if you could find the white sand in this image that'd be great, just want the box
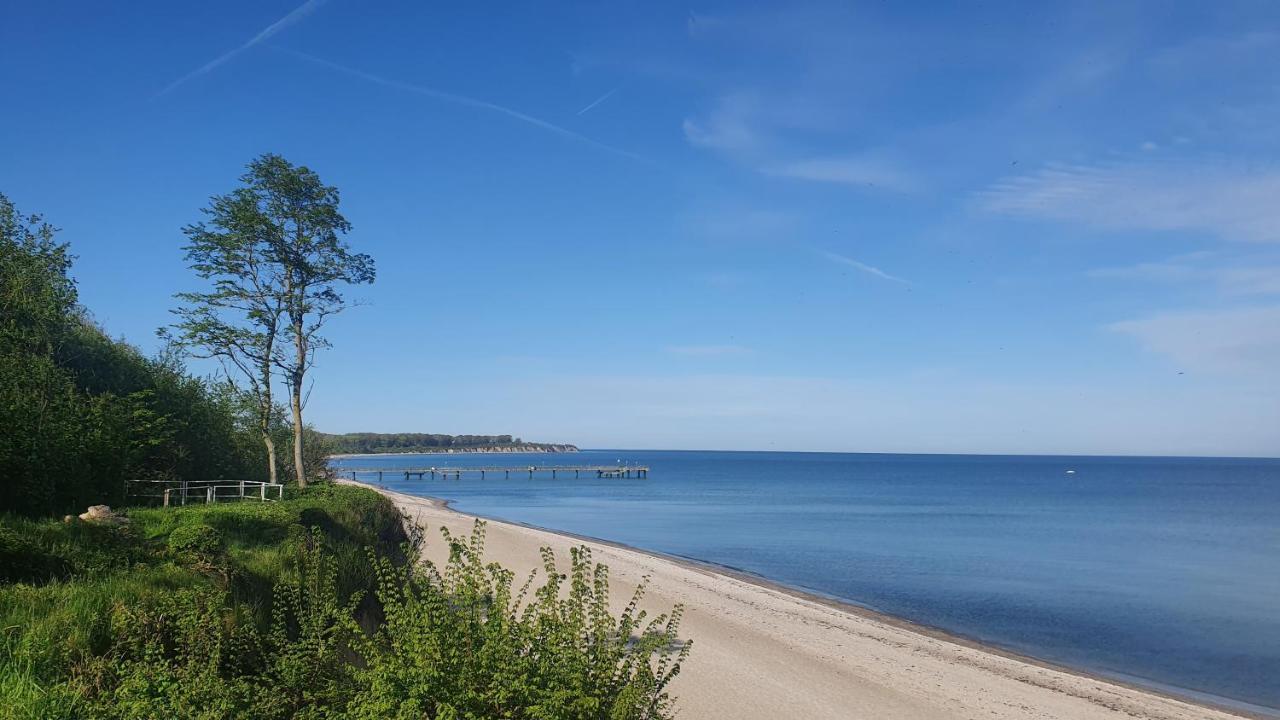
[352,482,1252,720]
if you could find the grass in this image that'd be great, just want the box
[0,484,405,718]
[0,483,690,719]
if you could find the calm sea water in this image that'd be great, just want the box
[333,450,1280,712]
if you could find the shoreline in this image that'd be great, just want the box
[346,480,1269,720]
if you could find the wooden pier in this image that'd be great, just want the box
[340,465,649,481]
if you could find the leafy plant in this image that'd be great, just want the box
[167,524,225,562]
[3,487,689,718]
[349,521,690,720]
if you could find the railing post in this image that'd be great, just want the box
[206,486,214,504]
[239,480,245,499]
[163,488,170,508]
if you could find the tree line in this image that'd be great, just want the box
[1,154,373,515]
[2,193,259,515]
[322,432,577,454]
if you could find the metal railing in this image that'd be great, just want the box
[127,479,285,506]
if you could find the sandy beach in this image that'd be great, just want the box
[351,481,1255,720]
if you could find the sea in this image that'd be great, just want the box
[331,450,1280,714]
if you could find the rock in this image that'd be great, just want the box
[62,515,76,524]
[79,505,129,525]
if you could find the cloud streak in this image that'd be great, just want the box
[768,156,916,191]
[156,0,327,97]
[820,250,908,284]
[282,50,644,162]
[1089,251,1280,296]
[978,157,1280,243]
[577,86,619,115]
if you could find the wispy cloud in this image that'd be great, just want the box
[156,0,327,97]
[978,157,1280,243]
[577,86,619,115]
[1089,251,1280,296]
[665,344,752,357]
[820,250,908,284]
[681,93,762,154]
[283,50,644,162]
[1109,306,1280,378]
[1088,251,1216,282]
[768,156,916,192]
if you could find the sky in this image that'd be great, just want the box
[2,1,1279,456]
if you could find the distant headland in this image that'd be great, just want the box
[319,432,579,456]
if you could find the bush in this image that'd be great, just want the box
[76,522,689,719]
[349,521,691,720]
[167,523,224,561]
[3,488,691,718]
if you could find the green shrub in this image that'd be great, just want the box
[168,523,224,560]
[2,488,691,718]
[350,520,690,720]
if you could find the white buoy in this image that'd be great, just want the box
[1066,469,1076,474]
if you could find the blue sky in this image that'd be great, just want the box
[3,1,1279,456]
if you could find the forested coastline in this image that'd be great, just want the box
[321,431,579,455]
[1,193,272,517]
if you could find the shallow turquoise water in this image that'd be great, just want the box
[333,450,1280,712]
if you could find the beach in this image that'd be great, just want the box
[351,480,1254,720]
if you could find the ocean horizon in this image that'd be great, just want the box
[332,449,1280,714]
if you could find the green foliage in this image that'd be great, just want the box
[168,164,291,486]
[349,521,689,720]
[185,153,375,487]
[281,425,337,484]
[0,193,267,517]
[0,517,142,584]
[0,485,404,718]
[167,524,225,561]
[322,432,575,455]
[0,487,690,719]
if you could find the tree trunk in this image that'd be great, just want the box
[258,359,278,485]
[262,426,278,485]
[290,374,306,488]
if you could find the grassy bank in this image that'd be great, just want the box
[0,484,688,719]
[0,484,404,718]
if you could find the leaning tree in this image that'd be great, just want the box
[172,154,374,487]
[168,185,287,484]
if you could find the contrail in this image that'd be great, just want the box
[820,250,908,284]
[282,49,644,162]
[156,0,328,97]
[577,86,619,115]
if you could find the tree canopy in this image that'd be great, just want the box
[1,193,266,516]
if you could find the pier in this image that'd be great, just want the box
[340,465,649,481]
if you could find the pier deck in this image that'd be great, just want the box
[339,465,649,480]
